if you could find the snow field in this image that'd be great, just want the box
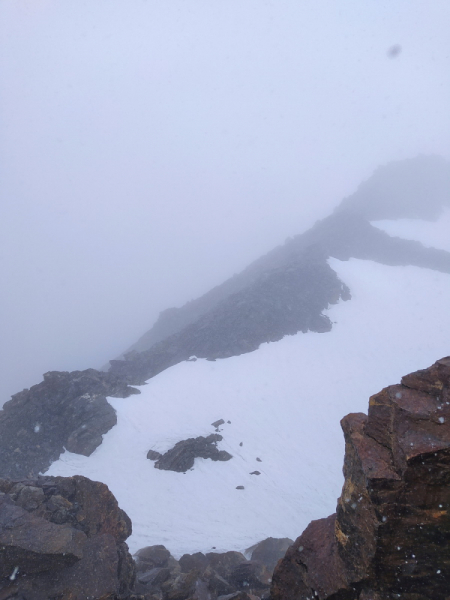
[47,257,450,557]
[372,207,450,253]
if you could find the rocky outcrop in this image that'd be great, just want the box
[116,156,450,365]
[133,544,277,599]
[246,537,294,572]
[271,356,450,600]
[0,474,135,599]
[149,434,233,472]
[110,156,450,387]
[109,257,351,385]
[0,368,140,479]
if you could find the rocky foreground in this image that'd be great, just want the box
[1,357,450,599]
[271,356,450,600]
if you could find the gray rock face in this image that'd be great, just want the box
[151,434,232,472]
[0,368,139,479]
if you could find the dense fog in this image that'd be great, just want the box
[1,0,450,404]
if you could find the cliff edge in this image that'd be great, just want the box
[271,356,450,600]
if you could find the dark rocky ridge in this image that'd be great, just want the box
[110,155,450,387]
[271,356,450,600]
[109,257,350,385]
[117,155,450,362]
[0,369,139,479]
[0,474,135,599]
[108,211,450,386]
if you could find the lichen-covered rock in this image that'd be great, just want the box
[271,356,450,600]
[0,474,135,600]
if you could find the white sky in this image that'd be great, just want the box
[1,0,450,402]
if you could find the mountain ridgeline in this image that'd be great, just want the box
[1,154,450,481]
[110,154,450,385]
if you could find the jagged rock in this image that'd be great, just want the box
[212,419,225,429]
[247,537,294,572]
[0,474,135,599]
[154,434,232,472]
[0,368,140,479]
[137,566,172,586]
[229,561,271,589]
[179,551,211,573]
[271,356,450,600]
[161,568,201,600]
[135,544,174,571]
[204,552,247,581]
[147,449,163,461]
[136,547,279,600]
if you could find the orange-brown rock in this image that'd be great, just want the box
[271,357,450,600]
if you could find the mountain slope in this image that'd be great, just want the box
[111,156,450,385]
[47,257,450,556]
[2,154,450,559]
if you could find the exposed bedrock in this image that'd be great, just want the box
[109,257,351,385]
[0,369,140,479]
[271,356,450,600]
[149,433,233,472]
[0,474,135,600]
[133,538,293,599]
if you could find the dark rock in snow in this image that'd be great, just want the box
[154,434,232,472]
[0,368,139,479]
[271,356,450,600]
[236,486,245,490]
[0,474,134,599]
[249,471,261,475]
[147,449,163,461]
[212,419,226,428]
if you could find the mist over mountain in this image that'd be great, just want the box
[2,0,450,406]
[109,155,450,385]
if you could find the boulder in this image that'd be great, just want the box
[0,474,135,599]
[135,544,174,571]
[154,434,232,472]
[271,356,450,600]
[247,537,293,572]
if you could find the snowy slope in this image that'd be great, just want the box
[372,207,450,253]
[47,258,450,557]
